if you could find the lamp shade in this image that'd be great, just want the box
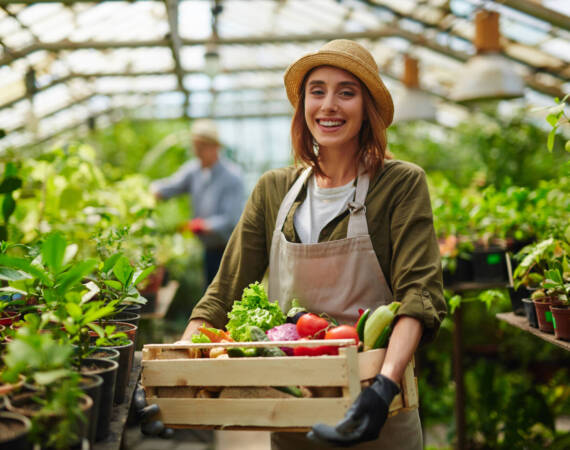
[450,53,524,102]
[450,10,524,103]
[394,55,436,123]
[204,47,220,78]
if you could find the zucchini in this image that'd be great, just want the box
[356,308,370,341]
[363,302,401,350]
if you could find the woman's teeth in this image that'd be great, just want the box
[319,120,343,127]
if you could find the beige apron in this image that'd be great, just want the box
[268,167,422,450]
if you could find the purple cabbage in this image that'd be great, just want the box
[266,323,300,356]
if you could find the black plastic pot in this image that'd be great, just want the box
[0,412,32,450]
[508,286,526,316]
[92,340,134,405]
[522,298,539,328]
[471,246,508,283]
[79,374,103,448]
[443,256,473,286]
[6,392,92,450]
[89,346,121,363]
[107,311,140,329]
[80,358,118,441]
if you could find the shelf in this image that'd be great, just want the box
[496,312,570,352]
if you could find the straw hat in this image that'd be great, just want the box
[191,119,221,145]
[284,39,394,127]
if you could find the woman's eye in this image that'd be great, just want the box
[340,90,355,97]
[310,89,325,95]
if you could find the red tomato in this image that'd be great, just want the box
[296,313,330,339]
[293,339,338,356]
[325,325,360,346]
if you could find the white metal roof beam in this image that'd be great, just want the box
[164,0,189,116]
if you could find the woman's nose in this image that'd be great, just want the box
[320,93,338,112]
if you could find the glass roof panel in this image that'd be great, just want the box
[0,0,568,152]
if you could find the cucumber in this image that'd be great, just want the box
[356,308,371,341]
[372,324,392,349]
[363,302,401,350]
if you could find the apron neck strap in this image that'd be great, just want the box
[274,165,370,237]
[274,167,312,232]
[347,166,370,238]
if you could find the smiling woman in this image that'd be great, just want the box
[178,38,446,450]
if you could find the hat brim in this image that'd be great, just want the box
[284,50,394,127]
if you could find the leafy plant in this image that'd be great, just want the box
[0,162,22,242]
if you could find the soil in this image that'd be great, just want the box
[0,418,27,441]
[80,362,104,374]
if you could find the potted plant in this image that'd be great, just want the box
[543,261,570,341]
[1,325,92,450]
[0,411,32,450]
[90,325,134,404]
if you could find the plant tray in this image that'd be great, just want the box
[141,339,418,431]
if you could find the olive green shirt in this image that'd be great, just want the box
[190,159,447,345]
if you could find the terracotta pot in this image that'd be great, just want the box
[533,298,555,333]
[0,311,20,327]
[551,306,570,341]
[90,321,137,343]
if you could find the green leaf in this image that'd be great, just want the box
[0,177,22,194]
[65,302,83,321]
[0,254,51,285]
[565,140,570,152]
[2,194,15,223]
[83,303,116,324]
[448,295,462,314]
[0,267,31,281]
[134,266,155,286]
[0,225,6,242]
[547,127,557,152]
[55,259,98,295]
[42,232,67,274]
[103,279,123,290]
[102,253,123,274]
[546,112,562,127]
[4,162,18,178]
[113,255,134,287]
[87,322,105,338]
[33,369,71,386]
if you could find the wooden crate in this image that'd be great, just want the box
[141,339,418,431]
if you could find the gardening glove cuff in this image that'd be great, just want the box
[307,374,400,447]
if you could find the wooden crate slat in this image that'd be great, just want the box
[153,397,351,427]
[357,348,386,379]
[142,356,348,387]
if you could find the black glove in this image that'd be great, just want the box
[307,374,400,447]
[133,383,174,438]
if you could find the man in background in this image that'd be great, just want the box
[151,119,245,287]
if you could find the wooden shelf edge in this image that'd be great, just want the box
[496,312,570,352]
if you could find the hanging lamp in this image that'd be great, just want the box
[450,10,524,102]
[394,55,437,122]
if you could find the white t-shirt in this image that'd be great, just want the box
[294,175,356,244]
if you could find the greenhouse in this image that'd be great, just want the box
[0,0,569,449]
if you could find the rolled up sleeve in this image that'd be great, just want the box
[389,166,446,345]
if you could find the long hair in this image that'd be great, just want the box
[290,68,390,178]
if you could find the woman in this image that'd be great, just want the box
[180,39,446,449]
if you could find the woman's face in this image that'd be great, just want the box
[304,65,364,154]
